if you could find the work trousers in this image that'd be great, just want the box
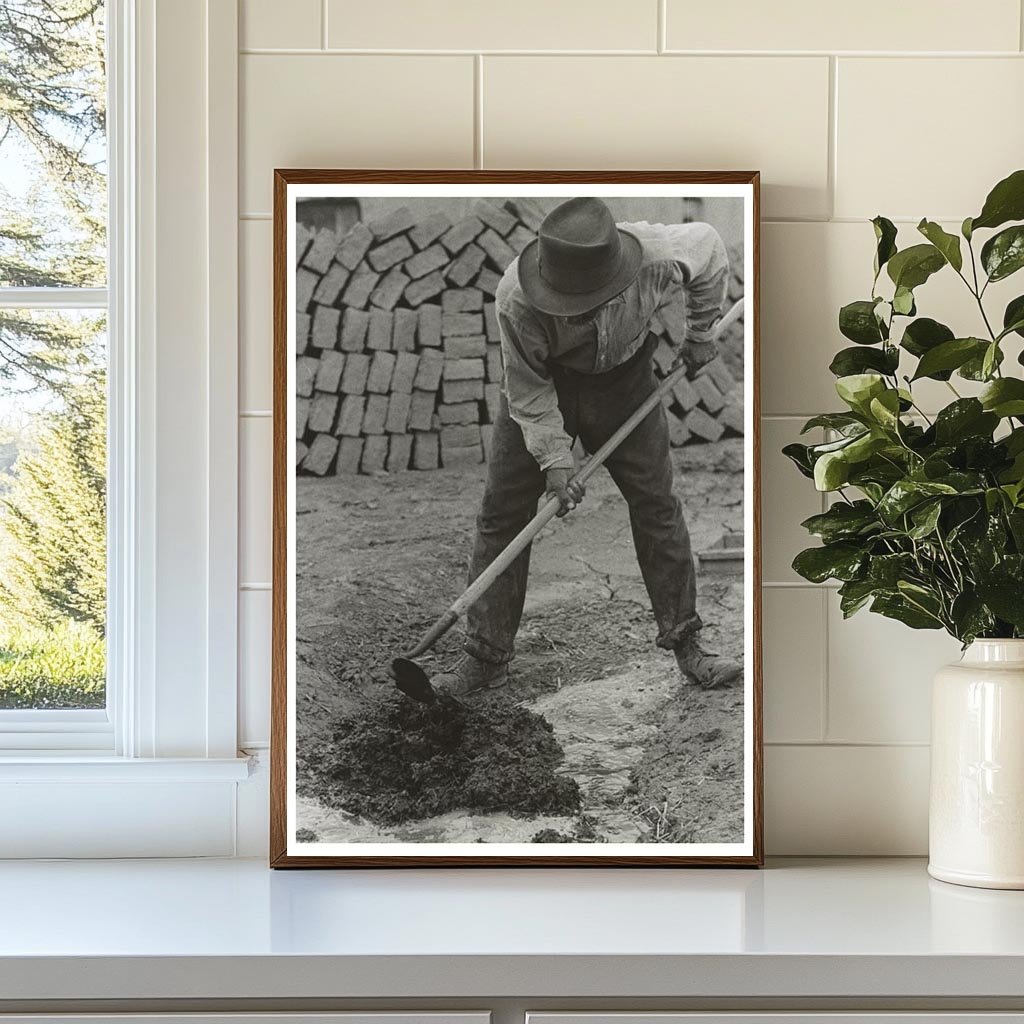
[464,336,702,665]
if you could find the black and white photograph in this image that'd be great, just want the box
[272,173,762,866]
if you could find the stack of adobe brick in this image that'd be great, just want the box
[294,203,745,476]
[294,198,544,476]
[650,243,746,447]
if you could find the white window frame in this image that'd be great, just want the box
[0,13,116,750]
[0,0,249,857]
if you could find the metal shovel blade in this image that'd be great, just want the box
[391,656,437,704]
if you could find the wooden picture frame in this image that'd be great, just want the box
[271,170,762,867]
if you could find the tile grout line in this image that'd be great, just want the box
[1021,0,1024,51]
[766,740,931,748]
[238,46,1024,57]
[657,0,667,54]
[762,581,840,589]
[474,54,484,169]
[320,0,328,50]
[242,213,970,225]
[820,587,830,743]
[819,428,832,742]
[827,55,838,220]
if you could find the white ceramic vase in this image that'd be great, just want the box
[929,639,1024,889]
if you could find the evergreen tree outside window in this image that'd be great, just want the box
[0,1,107,709]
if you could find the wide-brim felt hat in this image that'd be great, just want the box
[517,197,643,317]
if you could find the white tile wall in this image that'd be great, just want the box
[325,0,658,52]
[238,590,272,748]
[483,56,831,219]
[836,58,1024,220]
[236,0,1024,853]
[240,54,475,213]
[665,0,1021,53]
[239,416,272,587]
[241,0,321,50]
[239,219,272,412]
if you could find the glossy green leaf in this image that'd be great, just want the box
[934,399,999,444]
[1003,295,1024,340]
[892,286,916,316]
[828,345,899,378]
[868,389,902,430]
[917,218,963,272]
[814,450,850,491]
[872,215,898,277]
[911,337,987,380]
[962,216,974,241]
[971,168,1024,232]
[840,434,888,473]
[809,433,864,456]
[981,225,1024,282]
[839,299,886,345]
[979,378,1024,418]
[871,594,943,630]
[838,579,877,618]
[976,578,1024,629]
[868,552,914,587]
[835,373,886,413]
[800,501,879,543]
[950,592,996,644]
[800,412,865,435]
[792,542,866,584]
[782,442,814,479]
[886,243,945,291]
[908,500,942,539]
[900,318,955,382]
[982,341,1000,381]
[877,479,958,523]
[959,344,1004,381]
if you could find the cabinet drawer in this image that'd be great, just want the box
[0,1016,490,1024]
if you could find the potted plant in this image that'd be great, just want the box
[785,169,1024,889]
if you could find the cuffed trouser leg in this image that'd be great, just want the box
[599,402,702,648]
[571,339,702,650]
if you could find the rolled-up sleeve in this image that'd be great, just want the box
[628,221,730,344]
[498,309,575,471]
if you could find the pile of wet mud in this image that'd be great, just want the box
[302,691,581,826]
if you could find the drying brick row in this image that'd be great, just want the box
[295,201,745,476]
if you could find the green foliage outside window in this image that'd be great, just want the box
[0,1,107,708]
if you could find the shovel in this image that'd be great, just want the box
[392,298,745,703]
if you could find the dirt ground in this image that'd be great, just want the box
[294,439,746,845]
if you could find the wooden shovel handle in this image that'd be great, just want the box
[420,298,745,645]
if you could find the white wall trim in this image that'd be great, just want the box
[0,0,245,858]
[205,0,241,758]
[0,756,251,782]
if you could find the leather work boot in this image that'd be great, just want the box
[675,637,742,689]
[433,655,509,697]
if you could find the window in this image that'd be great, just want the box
[0,0,110,743]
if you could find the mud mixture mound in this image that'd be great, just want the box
[302,691,581,826]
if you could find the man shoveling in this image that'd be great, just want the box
[435,197,742,697]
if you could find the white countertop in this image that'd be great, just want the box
[1,857,1023,1002]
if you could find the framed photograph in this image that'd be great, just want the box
[271,171,762,867]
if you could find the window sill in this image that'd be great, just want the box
[0,754,252,782]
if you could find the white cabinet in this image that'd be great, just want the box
[0,1016,489,1024]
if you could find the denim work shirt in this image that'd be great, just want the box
[495,220,730,471]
